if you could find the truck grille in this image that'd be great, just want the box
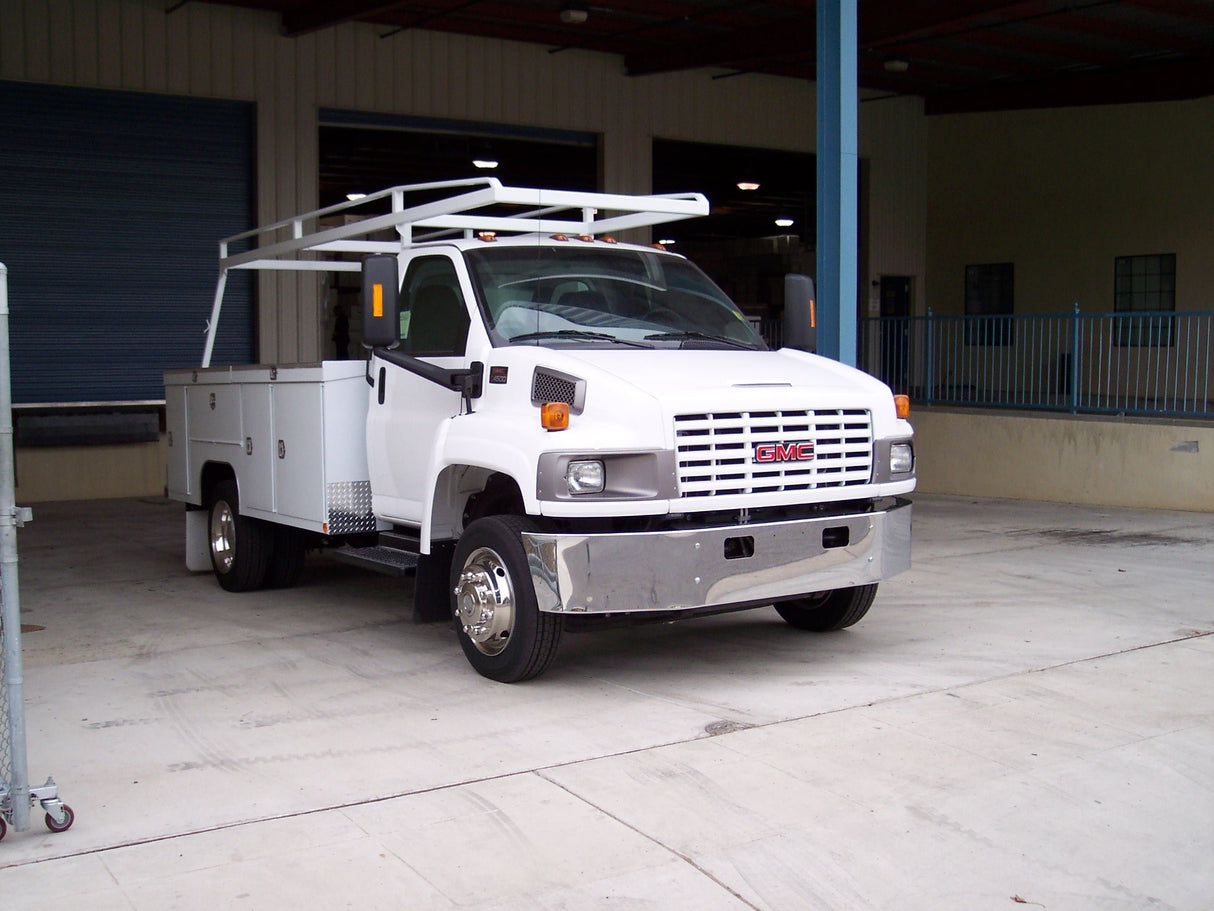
[674,409,873,497]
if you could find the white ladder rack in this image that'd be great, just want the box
[202,178,709,366]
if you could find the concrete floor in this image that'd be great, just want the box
[0,494,1211,910]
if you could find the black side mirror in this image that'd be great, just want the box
[783,273,817,353]
[361,254,401,349]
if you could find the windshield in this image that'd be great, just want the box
[465,245,766,350]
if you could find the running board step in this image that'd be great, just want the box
[332,545,419,576]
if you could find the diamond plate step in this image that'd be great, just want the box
[331,545,419,576]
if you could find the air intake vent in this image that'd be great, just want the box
[531,368,586,413]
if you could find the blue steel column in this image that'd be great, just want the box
[816,0,859,365]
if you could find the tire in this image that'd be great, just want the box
[775,584,878,631]
[45,804,75,833]
[265,524,306,589]
[451,515,562,683]
[208,481,272,592]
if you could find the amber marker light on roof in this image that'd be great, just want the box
[477,231,497,242]
[894,395,911,418]
[550,233,569,241]
[541,402,570,431]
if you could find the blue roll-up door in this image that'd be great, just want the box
[0,81,254,405]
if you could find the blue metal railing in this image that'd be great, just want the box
[858,308,1214,418]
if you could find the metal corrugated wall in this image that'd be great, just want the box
[0,80,254,404]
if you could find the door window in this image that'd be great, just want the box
[401,256,470,356]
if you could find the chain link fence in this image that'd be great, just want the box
[1,263,71,839]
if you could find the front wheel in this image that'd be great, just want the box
[775,584,878,631]
[451,516,562,683]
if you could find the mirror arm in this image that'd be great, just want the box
[373,349,483,412]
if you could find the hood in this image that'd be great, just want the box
[551,347,892,398]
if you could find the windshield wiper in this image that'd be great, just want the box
[508,329,652,348]
[642,330,758,350]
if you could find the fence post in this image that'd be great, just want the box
[1070,302,1081,414]
[924,307,934,406]
[0,262,31,833]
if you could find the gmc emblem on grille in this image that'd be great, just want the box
[754,442,815,463]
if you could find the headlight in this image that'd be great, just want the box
[890,442,914,474]
[566,460,605,494]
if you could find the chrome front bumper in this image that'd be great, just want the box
[521,499,912,615]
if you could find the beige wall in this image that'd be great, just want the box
[16,439,166,502]
[913,408,1214,511]
[927,97,1214,317]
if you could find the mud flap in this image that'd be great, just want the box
[413,541,455,623]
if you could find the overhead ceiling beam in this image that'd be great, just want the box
[282,0,413,37]
[925,52,1214,114]
[860,0,1048,48]
[959,24,1117,66]
[872,40,1054,80]
[1043,9,1213,53]
[1123,0,1214,23]
[625,13,815,75]
[624,0,1055,77]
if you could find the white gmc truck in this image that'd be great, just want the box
[165,179,914,682]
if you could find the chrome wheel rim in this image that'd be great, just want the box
[210,500,236,573]
[454,546,514,656]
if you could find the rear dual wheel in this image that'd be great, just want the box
[208,481,305,591]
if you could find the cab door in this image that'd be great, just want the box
[366,252,473,526]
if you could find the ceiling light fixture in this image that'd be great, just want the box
[775,216,795,228]
[346,192,367,201]
[883,58,910,74]
[560,3,588,24]
[736,179,760,191]
[471,139,499,169]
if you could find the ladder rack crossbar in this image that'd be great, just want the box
[218,179,709,272]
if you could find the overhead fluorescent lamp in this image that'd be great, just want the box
[472,158,499,169]
[775,216,795,228]
[560,4,588,23]
[346,192,367,201]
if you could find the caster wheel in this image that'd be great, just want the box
[45,804,75,833]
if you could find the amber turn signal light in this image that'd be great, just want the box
[541,402,570,430]
[894,394,911,419]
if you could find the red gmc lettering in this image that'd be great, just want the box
[754,442,815,463]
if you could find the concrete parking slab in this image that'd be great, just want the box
[1,494,1211,909]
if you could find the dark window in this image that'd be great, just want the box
[1114,254,1175,346]
[401,257,469,356]
[964,263,1013,346]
